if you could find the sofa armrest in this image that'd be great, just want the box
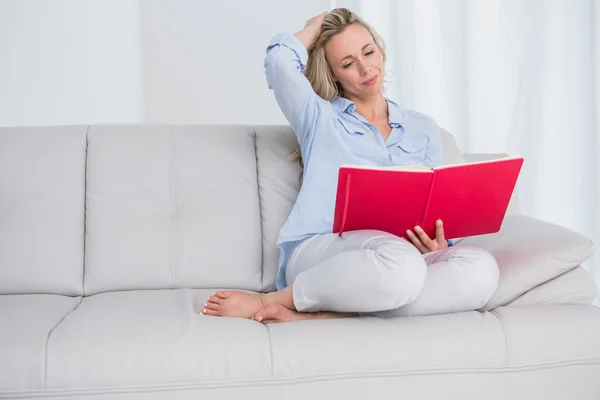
[456,215,596,310]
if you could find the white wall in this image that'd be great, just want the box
[0,0,333,126]
[0,0,144,126]
[140,0,331,125]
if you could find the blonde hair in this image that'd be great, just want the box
[291,8,387,187]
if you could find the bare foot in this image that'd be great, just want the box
[252,304,306,323]
[201,287,295,319]
[252,303,358,324]
[200,291,264,318]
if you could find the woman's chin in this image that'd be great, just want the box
[360,84,384,96]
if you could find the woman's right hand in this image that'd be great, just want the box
[294,11,328,50]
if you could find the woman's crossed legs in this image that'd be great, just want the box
[202,230,499,322]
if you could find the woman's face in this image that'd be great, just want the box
[324,23,384,99]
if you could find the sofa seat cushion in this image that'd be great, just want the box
[491,305,600,367]
[267,305,600,398]
[3,290,599,399]
[268,309,508,378]
[45,289,272,389]
[0,294,81,392]
[269,305,600,379]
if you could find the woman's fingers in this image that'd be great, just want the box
[406,229,427,253]
[297,12,328,49]
[435,220,447,246]
[413,226,434,248]
[305,11,328,28]
[407,224,448,254]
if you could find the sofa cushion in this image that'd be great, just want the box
[45,289,272,389]
[84,125,263,295]
[0,126,86,295]
[254,126,302,292]
[507,266,597,307]
[266,305,600,398]
[497,305,600,400]
[268,311,506,378]
[456,215,596,310]
[491,305,600,367]
[0,294,81,393]
[439,127,465,165]
[4,295,600,399]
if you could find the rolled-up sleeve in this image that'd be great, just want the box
[265,33,309,79]
[264,33,328,145]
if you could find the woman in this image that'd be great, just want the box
[201,8,499,323]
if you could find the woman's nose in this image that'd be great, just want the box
[357,61,370,75]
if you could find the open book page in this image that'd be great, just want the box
[436,155,523,170]
[340,156,522,173]
[339,164,432,172]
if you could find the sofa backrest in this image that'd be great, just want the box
[83,125,264,295]
[0,124,497,295]
[0,126,86,295]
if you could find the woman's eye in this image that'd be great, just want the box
[365,50,374,56]
[342,62,353,69]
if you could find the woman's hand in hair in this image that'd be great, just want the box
[403,220,449,254]
[294,11,328,50]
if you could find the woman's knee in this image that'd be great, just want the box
[459,247,500,308]
[373,239,428,309]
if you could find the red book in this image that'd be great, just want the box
[333,157,524,240]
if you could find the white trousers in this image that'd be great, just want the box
[286,230,500,317]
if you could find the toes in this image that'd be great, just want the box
[214,291,230,299]
[262,319,281,324]
[200,308,220,316]
[208,296,222,304]
[252,311,264,322]
[253,304,278,322]
[205,301,219,311]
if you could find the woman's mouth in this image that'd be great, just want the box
[362,75,378,85]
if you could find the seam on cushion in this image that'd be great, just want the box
[170,126,175,289]
[504,266,592,307]
[43,296,84,388]
[266,325,275,378]
[253,127,265,292]
[490,310,510,368]
[17,357,600,398]
[532,287,598,306]
[554,240,595,262]
[82,125,90,296]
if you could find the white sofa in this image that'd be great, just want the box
[1,124,599,400]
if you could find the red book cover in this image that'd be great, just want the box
[332,157,524,240]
